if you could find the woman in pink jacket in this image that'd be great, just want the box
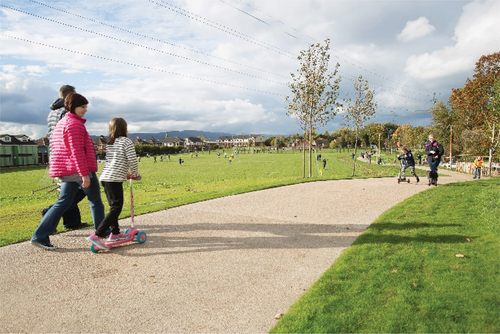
[31,93,105,250]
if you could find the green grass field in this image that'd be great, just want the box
[0,149,399,246]
[270,178,500,333]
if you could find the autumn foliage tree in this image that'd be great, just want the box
[449,52,500,171]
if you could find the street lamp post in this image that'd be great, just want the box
[449,124,453,168]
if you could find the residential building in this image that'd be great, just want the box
[0,134,39,167]
[217,134,266,148]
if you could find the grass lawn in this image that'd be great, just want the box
[270,178,500,333]
[0,149,402,246]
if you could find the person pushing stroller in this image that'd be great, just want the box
[398,147,420,183]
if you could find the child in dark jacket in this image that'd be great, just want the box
[398,147,420,183]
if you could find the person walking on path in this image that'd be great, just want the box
[43,84,86,229]
[31,93,105,250]
[424,134,444,174]
[473,156,485,179]
[88,118,140,249]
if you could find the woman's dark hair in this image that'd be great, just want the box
[64,93,88,114]
[108,117,128,145]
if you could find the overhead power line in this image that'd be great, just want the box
[220,0,430,100]
[149,0,295,58]
[25,0,288,79]
[2,4,287,86]
[0,34,282,97]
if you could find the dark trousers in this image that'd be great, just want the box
[42,189,86,228]
[96,181,123,237]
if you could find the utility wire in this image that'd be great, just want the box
[1,4,287,86]
[26,0,288,79]
[0,34,283,97]
[222,0,429,97]
[150,0,295,58]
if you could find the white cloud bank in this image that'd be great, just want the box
[397,17,435,42]
[405,0,500,80]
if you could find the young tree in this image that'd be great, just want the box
[286,39,342,178]
[342,75,377,176]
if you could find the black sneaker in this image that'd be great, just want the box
[31,240,58,250]
[64,222,90,230]
[416,177,420,183]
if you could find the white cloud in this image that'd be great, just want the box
[397,17,435,42]
[0,122,45,139]
[404,0,500,80]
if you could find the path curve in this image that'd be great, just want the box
[0,170,473,333]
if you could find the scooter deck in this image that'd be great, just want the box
[90,227,147,253]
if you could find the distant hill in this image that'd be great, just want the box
[91,130,235,141]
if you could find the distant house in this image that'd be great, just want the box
[313,139,330,149]
[289,139,330,149]
[93,135,107,151]
[144,136,162,147]
[0,134,39,167]
[217,134,266,148]
[132,136,148,146]
[184,137,204,151]
[161,134,184,148]
[34,137,49,164]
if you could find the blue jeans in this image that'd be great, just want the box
[474,167,482,179]
[31,172,104,245]
[42,189,86,228]
[428,157,440,173]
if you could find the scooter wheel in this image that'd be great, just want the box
[397,179,400,184]
[137,231,147,244]
[91,244,100,253]
[407,179,410,183]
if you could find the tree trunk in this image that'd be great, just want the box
[352,128,358,177]
[308,128,312,178]
[302,131,306,178]
[489,123,495,176]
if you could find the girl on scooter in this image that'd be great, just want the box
[87,117,140,249]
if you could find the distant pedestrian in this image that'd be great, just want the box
[473,156,485,179]
[322,158,327,170]
[425,134,444,174]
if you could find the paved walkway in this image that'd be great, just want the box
[0,170,473,333]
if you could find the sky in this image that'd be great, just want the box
[1,0,499,140]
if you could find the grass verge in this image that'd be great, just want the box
[270,178,500,333]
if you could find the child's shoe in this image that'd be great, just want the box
[416,176,420,183]
[87,233,109,249]
[108,233,129,242]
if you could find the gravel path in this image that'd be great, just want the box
[0,170,473,333]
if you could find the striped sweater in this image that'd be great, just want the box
[100,137,139,182]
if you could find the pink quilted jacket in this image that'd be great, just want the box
[49,113,97,178]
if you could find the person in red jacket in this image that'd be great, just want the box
[31,93,105,250]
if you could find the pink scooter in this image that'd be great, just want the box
[90,175,147,253]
